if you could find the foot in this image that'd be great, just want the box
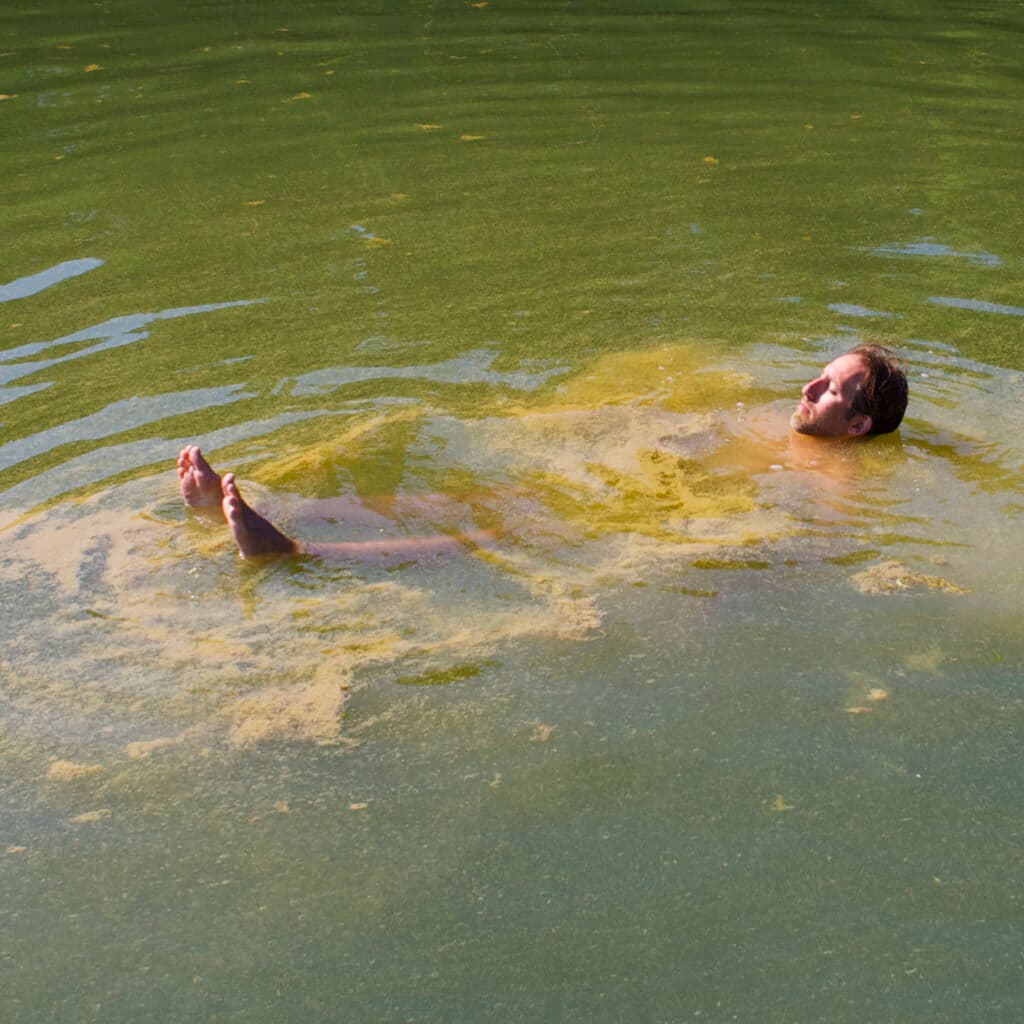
[221,473,299,558]
[178,445,223,509]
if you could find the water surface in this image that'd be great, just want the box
[2,2,1022,1021]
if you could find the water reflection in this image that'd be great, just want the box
[927,295,1024,317]
[0,385,252,473]
[0,280,267,512]
[827,302,900,318]
[0,257,104,302]
[0,299,261,396]
[283,348,567,397]
[861,241,1003,266]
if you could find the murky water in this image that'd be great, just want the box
[2,3,1022,1021]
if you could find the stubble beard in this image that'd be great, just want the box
[790,408,816,435]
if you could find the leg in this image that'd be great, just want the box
[222,474,498,562]
[302,532,498,562]
[179,446,497,562]
[178,445,223,510]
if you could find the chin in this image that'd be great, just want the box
[792,418,837,439]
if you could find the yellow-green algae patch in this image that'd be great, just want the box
[237,406,428,500]
[46,760,104,781]
[70,809,111,824]
[225,673,353,747]
[5,337,983,758]
[515,342,753,416]
[852,560,969,596]
[125,736,183,760]
[1,481,607,753]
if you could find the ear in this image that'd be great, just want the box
[846,414,872,437]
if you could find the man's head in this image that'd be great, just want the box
[791,344,908,439]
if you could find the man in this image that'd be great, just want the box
[790,343,907,439]
[179,344,908,558]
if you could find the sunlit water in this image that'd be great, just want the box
[2,3,1022,1021]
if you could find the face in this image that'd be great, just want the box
[790,353,871,438]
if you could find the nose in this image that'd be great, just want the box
[802,375,825,401]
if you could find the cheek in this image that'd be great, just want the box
[823,397,844,419]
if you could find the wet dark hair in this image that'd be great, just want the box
[848,343,908,435]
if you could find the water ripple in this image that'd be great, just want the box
[857,240,1002,267]
[282,348,568,397]
[828,303,900,319]
[927,296,1024,317]
[0,386,253,474]
[0,300,263,396]
[0,258,105,302]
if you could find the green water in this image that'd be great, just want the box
[2,2,1022,1021]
